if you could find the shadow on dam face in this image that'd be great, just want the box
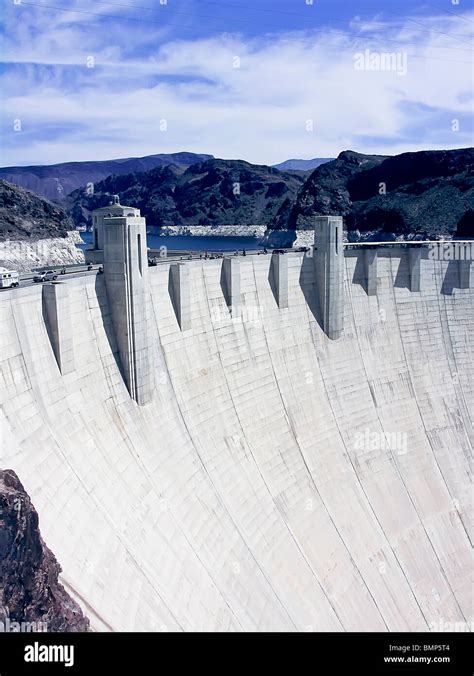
[441,260,466,296]
[394,253,412,290]
[94,273,125,380]
[352,253,367,292]
[298,252,324,333]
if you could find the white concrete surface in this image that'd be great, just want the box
[0,248,472,632]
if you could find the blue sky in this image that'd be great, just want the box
[0,0,473,166]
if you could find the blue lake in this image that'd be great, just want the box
[77,230,262,253]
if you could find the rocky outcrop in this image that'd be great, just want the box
[0,180,76,240]
[68,159,305,229]
[11,148,473,244]
[274,148,474,240]
[0,181,85,271]
[0,469,90,632]
[0,152,213,201]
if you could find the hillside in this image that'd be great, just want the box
[274,148,474,239]
[7,148,472,242]
[68,159,306,228]
[0,152,213,201]
[0,179,75,240]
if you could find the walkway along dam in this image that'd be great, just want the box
[0,202,472,632]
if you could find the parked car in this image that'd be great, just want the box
[33,270,57,283]
[0,268,20,288]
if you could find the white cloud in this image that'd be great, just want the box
[1,2,472,165]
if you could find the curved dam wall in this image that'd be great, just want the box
[0,246,472,632]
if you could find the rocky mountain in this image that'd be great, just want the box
[0,152,213,201]
[68,158,306,228]
[275,148,474,240]
[11,148,471,242]
[273,157,333,171]
[0,179,75,240]
[0,469,90,632]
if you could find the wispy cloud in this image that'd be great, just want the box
[1,0,472,165]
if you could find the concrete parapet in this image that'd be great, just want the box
[103,213,154,405]
[42,282,75,375]
[458,260,471,289]
[314,216,344,339]
[269,253,289,309]
[408,247,422,292]
[221,257,241,316]
[169,263,191,331]
[364,249,378,296]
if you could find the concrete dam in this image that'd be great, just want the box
[0,205,472,632]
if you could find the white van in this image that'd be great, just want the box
[0,268,20,289]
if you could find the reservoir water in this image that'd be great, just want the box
[77,230,262,253]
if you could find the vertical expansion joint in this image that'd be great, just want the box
[314,216,344,340]
[137,234,143,276]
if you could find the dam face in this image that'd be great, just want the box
[0,244,472,631]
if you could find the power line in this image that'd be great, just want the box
[384,7,473,46]
[15,2,474,64]
[425,2,474,25]
[194,0,474,44]
[94,0,474,47]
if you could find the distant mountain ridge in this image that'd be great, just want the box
[273,158,333,171]
[0,152,213,201]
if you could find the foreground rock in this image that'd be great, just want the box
[0,469,90,632]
